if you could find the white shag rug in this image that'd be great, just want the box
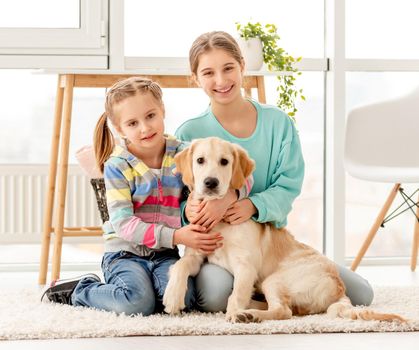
[1,286,418,340]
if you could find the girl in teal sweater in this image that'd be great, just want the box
[176,31,374,311]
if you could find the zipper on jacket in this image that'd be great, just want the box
[154,177,163,222]
[157,178,163,202]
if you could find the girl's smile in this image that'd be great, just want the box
[213,84,234,95]
[141,132,157,141]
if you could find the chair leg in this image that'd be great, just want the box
[411,192,419,271]
[351,183,401,271]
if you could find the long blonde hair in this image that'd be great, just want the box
[189,31,243,75]
[94,77,164,173]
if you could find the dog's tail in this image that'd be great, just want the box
[326,296,406,322]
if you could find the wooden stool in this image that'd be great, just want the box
[38,72,266,285]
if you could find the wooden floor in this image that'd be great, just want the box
[2,333,419,350]
[1,265,418,350]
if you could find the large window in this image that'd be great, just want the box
[5,0,419,266]
[0,0,326,262]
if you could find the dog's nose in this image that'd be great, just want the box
[204,177,219,190]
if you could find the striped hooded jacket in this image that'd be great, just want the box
[102,136,187,257]
[102,135,253,257]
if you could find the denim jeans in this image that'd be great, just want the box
[195,263,374,312]
[72,250,195,316]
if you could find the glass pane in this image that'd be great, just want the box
[0,70,104,164]
[346,0,419,58]
[345,72,419,257]
[0,70,55,163]
[283,73,324,252]
[0,0,80,28]
[125,0,324,58]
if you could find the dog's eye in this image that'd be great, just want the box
[197,157,204,164]
[220,158,229,166]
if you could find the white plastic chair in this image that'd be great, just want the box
[344,88,419,271]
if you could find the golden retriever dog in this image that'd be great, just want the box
[163,137,404,323]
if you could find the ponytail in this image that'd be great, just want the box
[94,113,114,174]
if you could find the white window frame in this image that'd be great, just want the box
[0,0,108,69]
[324,0,346,265]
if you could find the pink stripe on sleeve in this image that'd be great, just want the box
[143,224,156,248]
[120,217,140,241]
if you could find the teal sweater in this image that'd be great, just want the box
[175,100,305,228]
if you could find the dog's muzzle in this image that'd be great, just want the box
[204,177,219,190]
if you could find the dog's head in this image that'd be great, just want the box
[175,137,255,200]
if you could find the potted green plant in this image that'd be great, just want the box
[236,34,264,71]
[236,22,305,117]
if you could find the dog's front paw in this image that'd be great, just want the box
[233,310,262,323]
[225,308,262,323]
[163,281,186,315]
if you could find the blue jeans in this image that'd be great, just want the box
[195,263,374,312]
[72,250,195,316]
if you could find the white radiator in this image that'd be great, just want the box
[0,165,102,243]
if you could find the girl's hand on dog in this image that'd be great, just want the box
[224,198,257,225]
[185,196,203,223]
[193,189,238,230]
[173,224,223,254]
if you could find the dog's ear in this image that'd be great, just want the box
[174,144,195,190]
[231,145,255,189]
